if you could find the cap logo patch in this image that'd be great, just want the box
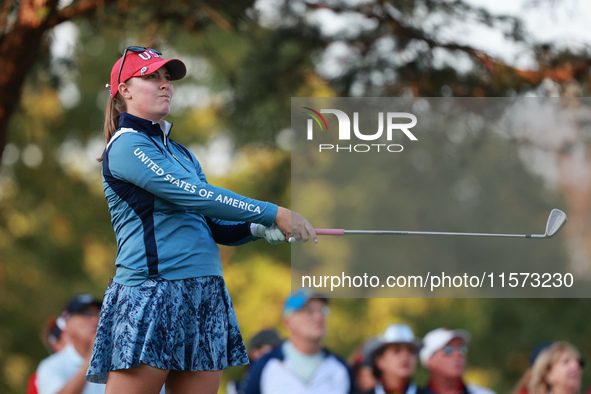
[141,66,148,75]
[137,49,162,61]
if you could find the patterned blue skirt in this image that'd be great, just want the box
[85,276,249,384]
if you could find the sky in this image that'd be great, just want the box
[468,0,590,45]
[293,0,591,82]
[463,0,591,68]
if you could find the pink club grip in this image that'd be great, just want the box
[315,228,345,236]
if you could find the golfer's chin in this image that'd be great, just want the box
[152,107,171,123]
[160,104,172,116]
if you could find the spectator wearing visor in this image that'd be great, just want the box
[239,288,353,394]
[360,324,421,394]
[417,328,494,394]
[36,294,104,394]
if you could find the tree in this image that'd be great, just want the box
[0,0,261,162]
[1,0,112,162]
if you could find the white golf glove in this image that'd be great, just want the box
[251,223,286,245]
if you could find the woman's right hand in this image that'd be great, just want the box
[274,206,318,243]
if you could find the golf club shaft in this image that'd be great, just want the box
[316,229,546,238]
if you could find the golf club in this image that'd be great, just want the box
[288,209,567,242]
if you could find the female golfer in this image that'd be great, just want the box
[85,46,316,394]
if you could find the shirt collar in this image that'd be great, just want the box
[64,343,84,364]
[380,379,411,394]
[428,378,466,394]
[119,112,173,137]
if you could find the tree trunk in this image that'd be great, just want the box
[0,0,60,162]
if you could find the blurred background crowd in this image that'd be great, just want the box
[25,290,590,394]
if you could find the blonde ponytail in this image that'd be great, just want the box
[98,94,127,162]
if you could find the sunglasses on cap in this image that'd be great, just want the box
[441,344,468,355]
[117,46,162,86]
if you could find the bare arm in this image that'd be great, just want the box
[55,359,90,394]
[55,336,94,394]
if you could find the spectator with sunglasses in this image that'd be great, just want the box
[86,46,317,394]
[528,341,583,394]
[417,328,494,394]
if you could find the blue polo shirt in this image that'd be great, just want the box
[102,113,277,285]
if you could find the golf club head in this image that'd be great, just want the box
[545,209,567,238]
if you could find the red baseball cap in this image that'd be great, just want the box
[108,47,186,98]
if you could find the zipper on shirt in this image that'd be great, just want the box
[161,134,183,165]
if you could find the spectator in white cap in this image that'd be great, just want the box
[360,323,421,394]
[417,328,494,394]
[239,288,353,394]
